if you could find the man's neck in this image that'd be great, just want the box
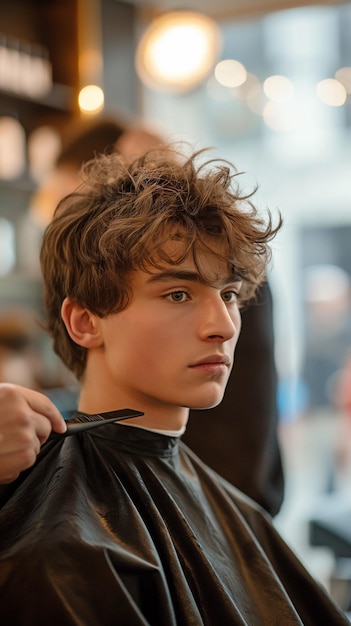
[78,384,189,432]
[78,354,190,432]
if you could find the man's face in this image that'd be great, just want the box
[87,243,242,425]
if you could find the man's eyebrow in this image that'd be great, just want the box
[146,270,242,286]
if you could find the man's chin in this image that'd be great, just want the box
[188,397,224,411]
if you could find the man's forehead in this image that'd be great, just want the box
[136,233,241,285]
[145,267,241,288]
[143,249,241,284]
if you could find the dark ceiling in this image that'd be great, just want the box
[121,0,346,20]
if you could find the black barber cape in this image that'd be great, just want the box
[0,414,347,625]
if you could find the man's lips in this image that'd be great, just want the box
[189,355,231,369]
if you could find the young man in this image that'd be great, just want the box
[2,116,284,517]
[0,147,347,624]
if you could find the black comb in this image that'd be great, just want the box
[49,408,144,439]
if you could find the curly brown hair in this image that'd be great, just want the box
[40,146,282,379]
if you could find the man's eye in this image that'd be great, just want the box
[167,291,188,303]
[222,290,238,303]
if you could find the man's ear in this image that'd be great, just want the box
[61,298,103,348]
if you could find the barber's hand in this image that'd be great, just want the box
[0,383,67,484]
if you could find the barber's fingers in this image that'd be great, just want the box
[0,384,67,482]
[0,417,41,483]
[0,471,22,484]
[14,384,67,435]
[0,383,66,438]
[25,387,67,436]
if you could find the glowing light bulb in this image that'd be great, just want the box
[135,12,221,93]
[78,85,104,113]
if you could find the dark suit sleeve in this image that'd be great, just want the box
[183,281,284,516]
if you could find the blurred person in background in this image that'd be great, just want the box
[30,116,128,227]
[0,309,42,389]
[0,115,284,516]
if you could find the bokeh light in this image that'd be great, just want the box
[78,85,105,113]
[263,75,295,102]
[135,12,221,93]
[316,78,347,106]
[214,59,247,88]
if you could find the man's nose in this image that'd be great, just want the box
[198,296,239,342]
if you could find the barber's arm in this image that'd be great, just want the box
[0,383,66,484]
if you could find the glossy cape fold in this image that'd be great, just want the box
[0,416,347,625]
